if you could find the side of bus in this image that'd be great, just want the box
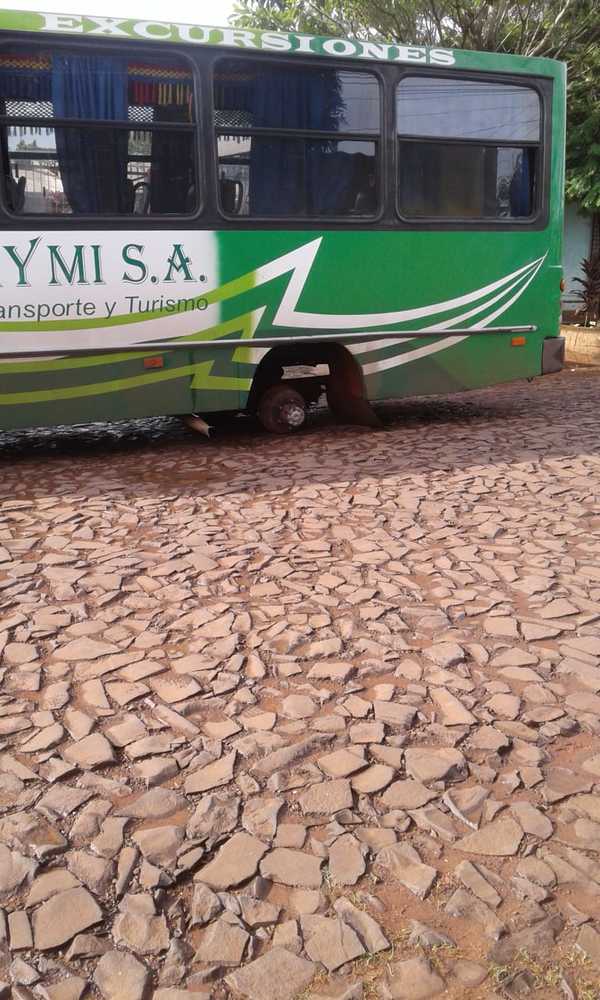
[0,31,566,432]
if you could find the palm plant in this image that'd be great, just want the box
[573,253,600,326]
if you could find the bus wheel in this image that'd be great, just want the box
[257,383,306,434]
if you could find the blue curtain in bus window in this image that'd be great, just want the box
[52,54,128,213]
[150,103,194,214]
[306,147,360,215]
[250,69,345,215]
[251,68,343,131]
[509,150,532,217]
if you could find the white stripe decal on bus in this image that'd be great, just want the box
[259,238,546,330]
[360,257,546,375]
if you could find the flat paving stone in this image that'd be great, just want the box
[194,832,267,889]
[62,734,115,769]
[260,848,323,888]
[304,916,365,971]
[404,748,467,785]
[193,917,249,966]
[225,947,315,1000]
[381,780,437,810]
[184,751,236,794]
[351,763,395,794]
[383,956,445,998]
[455,816,524,857]
[94,950,149,1000]
[298,779,353,815]
[377,843,438,899]
[328,833,367,886]
[33,887,103,950]
[317,748,366,778]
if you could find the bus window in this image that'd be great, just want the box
[396,77,541,220]
[0,48,198,216]
[214,59,380,218]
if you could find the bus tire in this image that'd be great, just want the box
[257,383,306,434]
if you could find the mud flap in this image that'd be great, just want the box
[326,386,382,427]
[542,336,565,374]
[326,349,383,428]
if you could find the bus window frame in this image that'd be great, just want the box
[0,34,205,223]
[0,36,557,234]
[393,68,551,229]
[212,51,386,226]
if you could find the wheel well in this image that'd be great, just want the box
[246,342,366,413]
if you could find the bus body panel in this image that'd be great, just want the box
[0,227,561,430]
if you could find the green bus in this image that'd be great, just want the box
[0,10,566,434]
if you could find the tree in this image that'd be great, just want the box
[232,0,598,58]
[565,46,600,211]
[232,0,600,209]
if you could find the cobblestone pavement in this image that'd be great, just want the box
[1,367,600,1000]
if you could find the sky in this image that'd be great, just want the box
[4,0,236,26]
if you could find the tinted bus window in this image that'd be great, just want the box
[0,48,197,215]
[396,77,541,220]
[397,78,540,142]
[214,59,380,218]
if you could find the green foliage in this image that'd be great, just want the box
[232,0,598,59]
[232,0,600,210]
[565,48,600,211]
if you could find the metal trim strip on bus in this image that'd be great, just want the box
[0,116,197,132]
[214,127,382,141]
[0,326,538,359]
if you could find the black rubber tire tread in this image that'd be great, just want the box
[257,383,306,434]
